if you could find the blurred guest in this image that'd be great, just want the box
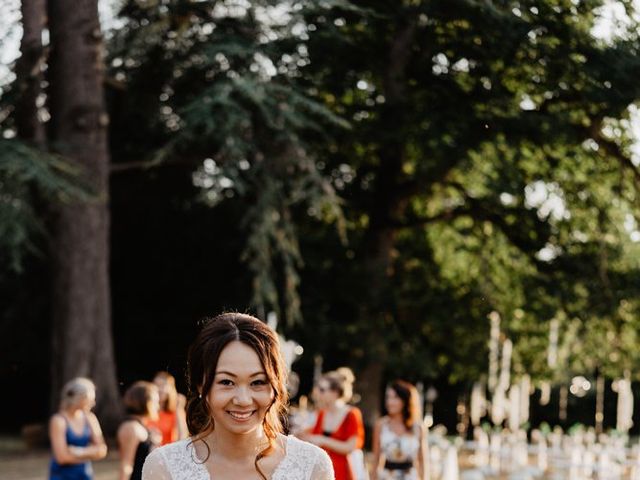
[371,380,427,480]
[150,372,187,445]
[49,377,108,480]
[118,381,161,480]
[300,367,365,480]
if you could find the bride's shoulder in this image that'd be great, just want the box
[284,436,334,479]
[153,438,194,459]
[142,439,197,479]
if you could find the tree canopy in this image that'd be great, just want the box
[2,0,640,429]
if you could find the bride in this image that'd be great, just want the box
[142,312,334,480]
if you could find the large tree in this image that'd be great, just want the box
[6,0,640,430]
[101,0,640,425]
[1,0,122,429]
[47,0,122,429]
[292,0,640,421]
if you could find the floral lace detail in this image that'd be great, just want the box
[142,435,334,480]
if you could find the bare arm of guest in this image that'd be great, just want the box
[118,421,144,480]
[85,412,108,459]
[418,424,430,480]
[370,419,384,480]
[175,394,188,440]
[301,433,358,455]
[50,415,105,464]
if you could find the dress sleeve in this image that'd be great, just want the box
[142,448,172,480]
[353,408,365,448]
[310,448,335,480]
[342,408,364,447]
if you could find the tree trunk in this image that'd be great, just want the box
[356,200,407,427]
[15,0,46,144]
[47,0,123,433]
[355,18,417,427]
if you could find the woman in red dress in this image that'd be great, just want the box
[300,368,365,480]
[150,372,187,445]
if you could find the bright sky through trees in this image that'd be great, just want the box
[1,0,639,245]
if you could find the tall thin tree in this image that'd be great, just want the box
[47,0,122,431]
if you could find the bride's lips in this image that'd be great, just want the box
[227,410,256,421]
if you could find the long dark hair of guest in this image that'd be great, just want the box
[389,380,420,430]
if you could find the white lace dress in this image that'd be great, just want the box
[141,435,334,480]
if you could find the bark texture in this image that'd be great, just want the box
[356,18,417,427]
[47,0,123,432]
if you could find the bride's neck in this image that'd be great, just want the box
[204,427,270,461]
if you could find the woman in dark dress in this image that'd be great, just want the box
[117,381,161,480]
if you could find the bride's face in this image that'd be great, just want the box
[207,341,275,435]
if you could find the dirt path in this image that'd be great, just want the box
[0,436,119,480]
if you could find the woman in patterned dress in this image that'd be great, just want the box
[371,380,427,480]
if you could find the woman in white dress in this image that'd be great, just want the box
[371,381,427,480]
[142,312,334,480]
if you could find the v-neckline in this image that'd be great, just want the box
[321,407,350,435]
[63,412,87,437]
[192,435,291,480]
[384,419,416,439]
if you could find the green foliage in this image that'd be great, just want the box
[4,0,640,393]
[0,140,88,272]
[290,0,640,383]
[108,0,347,323]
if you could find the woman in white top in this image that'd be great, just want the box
[142,312,334,480]
[371,380,427,480]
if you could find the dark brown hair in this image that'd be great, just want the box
[388,380,420,430]
[124,381,158,416]
[186,312,288,480]
[154,371,178,413]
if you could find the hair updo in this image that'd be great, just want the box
[186,312,288,480]
[323,367,356,403]
[60,377,95,410]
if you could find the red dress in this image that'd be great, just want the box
[312,407,365,480]
[151,410,177,445]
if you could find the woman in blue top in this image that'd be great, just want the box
[49,377,108,480]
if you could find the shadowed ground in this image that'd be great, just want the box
[0,436,119,480]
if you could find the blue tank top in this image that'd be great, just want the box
[49,413,94,480]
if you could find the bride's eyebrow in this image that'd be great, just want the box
[215,370,266,377]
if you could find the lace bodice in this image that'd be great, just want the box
[142,435,334,480]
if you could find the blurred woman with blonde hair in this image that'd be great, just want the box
[300,367,365,480]
[49,377,108,480]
